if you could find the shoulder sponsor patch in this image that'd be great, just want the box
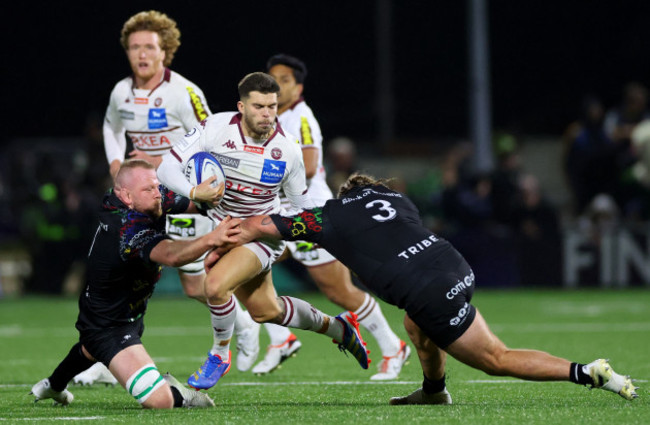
[119,109,135,120]
[148,108,168,129]
[186,86,209,121]
[300,116,314,145]
[261,159,286,183]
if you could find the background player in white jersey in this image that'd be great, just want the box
[75,10,259,386]
[157,72,370,390]
[251,54,409,380]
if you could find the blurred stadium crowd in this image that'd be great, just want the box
[3,81,650,295]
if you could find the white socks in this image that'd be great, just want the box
[354,294,401,356]
[208,296,236,359]
[278,296,344,342]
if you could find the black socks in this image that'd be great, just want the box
[48,342,96,392]
[422,373,446,394]
[569,362,593,386]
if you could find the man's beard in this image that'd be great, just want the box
[244,114,272,139]
[145,203,163,219]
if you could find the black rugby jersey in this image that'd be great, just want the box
[76,187,189,330]
[270,185,454,305]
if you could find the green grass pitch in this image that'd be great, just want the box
[1,288,648,424]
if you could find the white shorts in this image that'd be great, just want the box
[244,239,287,272]
[286,241,336,267]
[166,213,215,274]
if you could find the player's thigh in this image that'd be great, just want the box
[206,245,262,292]
[445,309,506,369]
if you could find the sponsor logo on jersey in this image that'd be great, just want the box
[154,97,163,107]
[397,234,439,260]
[261,159,286,183]
[244,145,264,155]
[168,217,196,238]
[134,97,148,105]
[212,153,240,169]
[271,147,282,159]
[222,140,236,150]
[128,133,173,149]
[446,272,474,300]
[186,86,209,121]
[119,109,135,120]
[148,108,168,129]
[224,180,274,195]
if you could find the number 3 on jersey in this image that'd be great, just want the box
[365,199,397,222]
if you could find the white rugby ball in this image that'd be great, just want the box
[184,152,226,208]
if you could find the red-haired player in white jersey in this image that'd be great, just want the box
[251,54,410,380]
[157,72,371,390]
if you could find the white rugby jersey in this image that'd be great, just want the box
[103,68,211,164]
[163,112,309,219]
[278,97,332,208]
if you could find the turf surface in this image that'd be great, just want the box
[1,289,648,424]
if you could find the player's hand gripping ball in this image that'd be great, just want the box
[184,152,226,210]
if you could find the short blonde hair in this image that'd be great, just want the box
[114,159,155,189]
[120,10,181,67]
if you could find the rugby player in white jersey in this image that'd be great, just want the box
[74,10,260,386]
[157,72,371,389]
[250,54,410,380]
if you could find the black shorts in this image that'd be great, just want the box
[401,247,477,348]
[79,318,145,366]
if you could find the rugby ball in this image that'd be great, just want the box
[184,152,226,208]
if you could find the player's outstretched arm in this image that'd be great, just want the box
[204,215,282,273]
[150,216,241,267]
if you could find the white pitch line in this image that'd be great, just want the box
[2,322,650,338]
[4,379,647,389]
[0,417,104,421]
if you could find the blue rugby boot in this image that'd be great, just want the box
[334,312,370,369]
[187,351,231,390]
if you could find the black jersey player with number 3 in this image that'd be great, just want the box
[220,173,638,405]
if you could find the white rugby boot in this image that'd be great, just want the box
[585,359,638,400]
[252,333,302,375]
[30,378,74,406]
[72,362,118,386]
[371,340,411,380]
[236,321,261,372]
[163,373,215,408]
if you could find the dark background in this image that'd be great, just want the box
[4,1,650,149]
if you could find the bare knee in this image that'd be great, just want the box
[141,386,174,409]
[182,284,205,302]
[204,274,229,301]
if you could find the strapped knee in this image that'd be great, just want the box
[125,364,165,404]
